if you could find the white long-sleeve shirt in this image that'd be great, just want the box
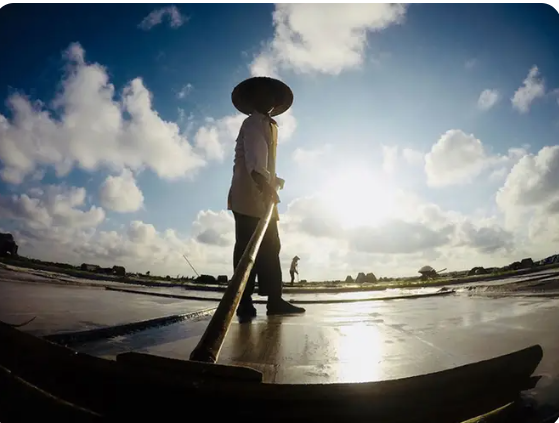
[290,258,299,273]
[227,112,279,219]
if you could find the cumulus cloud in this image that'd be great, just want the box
[194,108,296,163]
[0,42,206,185]
[281,196,344,240]
[191,210,235,247]
[0,184,105,256]
[287,193,508,256]
[347,220,454,254]
[193,114,245,162]
[477,89,499,111]
[274,110,297,142]
[99,168,144,213]
[0,185,104,230]
[493,145,559,257]
[496,145,559,214]
[0,176,530,280]
[250,4,407,76]
[0,184,233,276]
[425,130,490,187]
[425,129,525,187]
[511,65,545,113]
[138,6,186,30]
[276,190,519,278]
[455,219,515,255]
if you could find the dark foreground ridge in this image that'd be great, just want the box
[0,319,551,423]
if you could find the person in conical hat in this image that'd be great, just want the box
[228,76,305,319]
[289,256,300,285]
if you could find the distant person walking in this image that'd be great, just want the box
[289,256,300,285]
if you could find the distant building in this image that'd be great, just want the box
[356,272,377,283]
[112,265,126,276]
[80,263,100,272]
[0,233,18,256]
[520,258,534,268]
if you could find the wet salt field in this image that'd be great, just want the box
[0,279,205,335]
[1,265,559,415]
[72,295,559,384]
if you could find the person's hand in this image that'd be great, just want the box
[251,170,281,204]
[275,176,285,190]
[262,182,280,204]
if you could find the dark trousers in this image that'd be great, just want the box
[233,212,283,304]
[290,270,295,284]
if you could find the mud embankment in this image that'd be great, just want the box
[464,274,559,297]
[2,258,559,295]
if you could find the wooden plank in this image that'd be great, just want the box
[117,351,263,382]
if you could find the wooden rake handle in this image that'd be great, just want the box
[188,197,276,363]
[189,126,279,364]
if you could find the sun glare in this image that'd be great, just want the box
[320,168,396,229]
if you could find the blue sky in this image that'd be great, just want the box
[0,4,558,280]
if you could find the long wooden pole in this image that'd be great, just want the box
[189,121,278,364]
[182,254,200,278]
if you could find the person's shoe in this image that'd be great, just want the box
[266,298,306,316]
[236,302,257,320]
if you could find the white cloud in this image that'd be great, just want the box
[511,65,545,113]
[250,53,279,78]
[0,43,207,185]
[194,114,245,162]
[0,184,234,276]
[138,6,186,30]
[274,110,297,142]
[191,210,235,247]
[424,130,525,188]
[99,168,144,213]
[250,4,407,76]
[425,130,490,187]
[495,146,559,255]
[176,83,193,99]
[276,191,518,278]
[455,218,514,255]
[347,219,454,254]
[402,148,424,166]
[477,89,499,111]
[194,109,297,163]
[0,184,105,254]
[127,220,157,244]
[496,145,559,214]
[0,176,549,280]
[381,145,399,174]
[292,144,332,166]
[489,167,508,182]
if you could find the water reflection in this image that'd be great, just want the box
[334,323,383,383]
